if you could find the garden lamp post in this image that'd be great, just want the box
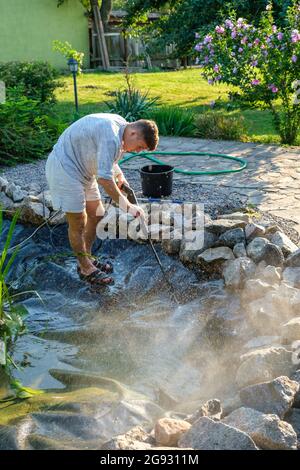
[68,58,79,113]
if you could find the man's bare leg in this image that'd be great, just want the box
[84,200,105,255]
[66,211,96,276]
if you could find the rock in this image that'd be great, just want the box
[285,408,300,447]
[0,176,8,192]
[243,278,275,301]
[162,232,182,255]
[216,228,245,249]
[239,376,299,418]
[222,257,256,289]
[0,192,14,211]
[178,416,258,450]
[269,231,298,257]
[222,395,242,417]
[291,370,300,408]
[47,211,66,226]
[223,407,297,450]
[154,418,191,447]
[233,242,247,258]
[285,248,300,268]
[218,212,251,223]
[26,182,41,194]
[245,223,266,242]
[179,230,217,264]
[264,224,281,235]
[256,264,282,284]
[186,399,222,424]
[205,219,247,236]
[101,425,153,450]
[242,336,281,352]
[196,246,235,275]
[37,190,53,210]
[246,237,284,267]
[148,224,172,241]
[18,201,50,225]
[5,182,27,203]
[282,267,300,289]
[281,317,300,343]
[236,347,295,388]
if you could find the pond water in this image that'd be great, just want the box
[0,220,245,449]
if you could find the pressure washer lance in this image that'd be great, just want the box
[121,183,180,305]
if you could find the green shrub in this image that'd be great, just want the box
[0,88,67,165]
[148,106,195,137]
[194,112,246,141]
[0,61,62,103]
[106,88,159,122]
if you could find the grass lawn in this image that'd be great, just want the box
[53,68,289,145]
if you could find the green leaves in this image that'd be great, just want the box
[106,88,160,121]
[148,106,196,136]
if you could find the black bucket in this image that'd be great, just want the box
[140,164,174,198]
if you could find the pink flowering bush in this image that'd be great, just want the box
[194,1,300,144]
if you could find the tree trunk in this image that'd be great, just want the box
[100,0,112,31]
[90,0,110,70]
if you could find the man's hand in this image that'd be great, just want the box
[116,172,129,189]
[128,203,146,220]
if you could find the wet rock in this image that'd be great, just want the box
[285,408,300,448]
[101,425,153,450]
[179,230,217,264]
[269,231,298,257]
[242,336,281,352]
[18,201,50,225]
[162,232,182,255]
[196,247,235,275]
[256,264,282,284]
[245,223,266,242]
[0,176,8,192]
[223,407,297,450]
[222,257,256,289]
[5,182,27,202]
[218,212,251,223]
[148,224,173,241]
[205,219,247,236]
[282,267,300,288]
[216,228,245,249]
[285,248,300,268]
[243,279,275,301]
[178,416,258,450]
[186,399,222,423]
[233,242,247,258]
[281,317,300,343]
[236,347,295,388]
[246,237,284,267]
[0,192,14,211]
[239,376,299,418]
[154,418,191,447]
[48,211,66,226]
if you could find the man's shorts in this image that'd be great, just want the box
[45,151,102,214]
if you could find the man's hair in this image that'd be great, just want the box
[133,119,159,151]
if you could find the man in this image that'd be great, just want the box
[46,113,159,287]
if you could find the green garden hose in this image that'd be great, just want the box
[119,151,247,176]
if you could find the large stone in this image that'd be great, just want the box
[101,425,153,450]
[269,231,298,257]
[218,212,251,223]
[0,192,14,211]
[178,416,258,450]
[285,408,300,447]
[18,201,50,225]
[256,264,282,284]
[205,219,247,236]
[196,246,235,275]
[245,223,266,242]
[223,407,297,450]
[5,182,27,203]
[154,418,191,447]
[0,176,8,192]
[233,242,247,258]
[37,190,53,210]
[47,211,66,226]
[162,231,182,255]
[281,317,300,343]
[179,230,217,264]
[222,257,256,289]
[186,399,222,424]
[239,376,299,418]
[243,278,275,302]
[283,267,300,289]
[290,370,300,408]
[236,347,295,388]
[216,228,245,249]
[285,248,300,268]
[246,237,284,267]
